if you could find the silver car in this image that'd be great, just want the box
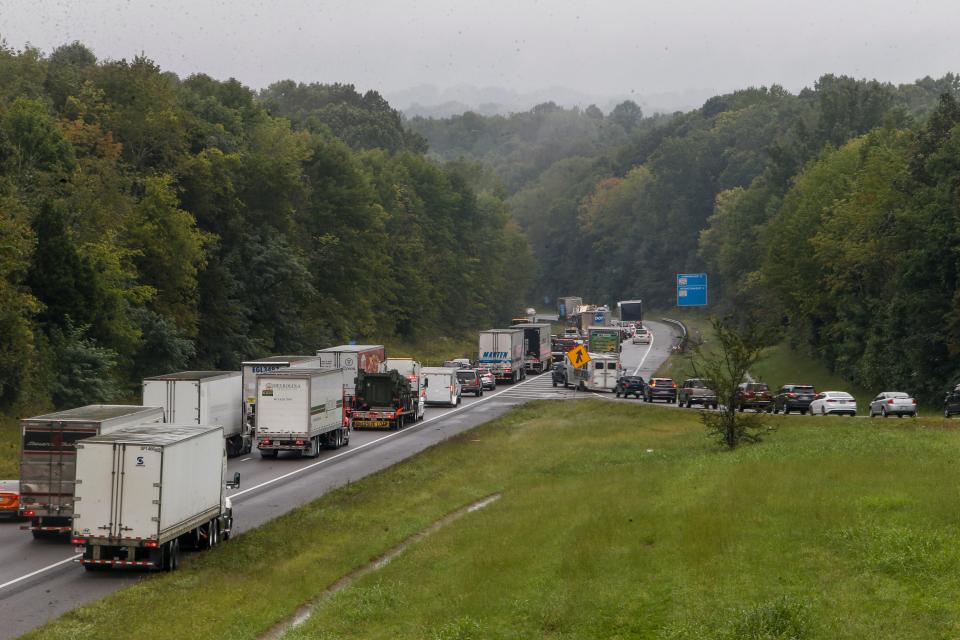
[868,391,917,418]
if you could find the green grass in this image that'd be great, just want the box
[382,332,478,367]
[27,400,960,639]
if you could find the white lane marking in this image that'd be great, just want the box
[230,373,543,500]
[633,328,658,376]
[240,457,252,462]
[0,554,82,592]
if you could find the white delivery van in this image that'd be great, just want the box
[422,367,461,406]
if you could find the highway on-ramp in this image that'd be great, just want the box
[0,320,678,639]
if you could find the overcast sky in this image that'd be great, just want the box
[1,0,958,102]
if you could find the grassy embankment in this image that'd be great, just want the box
[28,399,960,640]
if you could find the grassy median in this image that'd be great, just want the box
[25,401,960,640]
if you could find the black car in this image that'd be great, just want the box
[772,384,816,415]
[615,375,645,398]
[551,362,567,387]
[644,378,677,403]
[945,387,960,418]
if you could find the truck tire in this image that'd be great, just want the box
[207,519,219,549]
[162,539,179,571]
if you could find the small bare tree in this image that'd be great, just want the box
[686,316,768,449]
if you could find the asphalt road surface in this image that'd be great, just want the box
[0,320,677,639]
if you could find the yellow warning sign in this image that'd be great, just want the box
[567,345,591,369]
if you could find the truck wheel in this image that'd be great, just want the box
[343,427,350,445]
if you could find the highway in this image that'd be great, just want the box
[0,320,678,639]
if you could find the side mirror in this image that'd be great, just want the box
[226,472,240,489]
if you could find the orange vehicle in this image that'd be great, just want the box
[0,480,20,518]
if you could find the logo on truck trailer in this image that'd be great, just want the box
[481,351,508,360]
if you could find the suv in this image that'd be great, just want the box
[644,378,677,403]
[772,384,816,415]
[476,367,496,391]
[734,382,773,412]
[615,375,645,398]
[678,378,718,409]
[551,362,567,387]
[456,369,483,397]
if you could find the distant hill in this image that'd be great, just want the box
[387,84,715,118]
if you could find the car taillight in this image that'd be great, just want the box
[672,383,677,388]
[71,537,85,545]
[294,439,304,446]
[887,399,895,405]
[261,438,271,445]
[24,509,35,516]
[144,540,159,548]
[912,398,917,404]
[788,392,796,398]
[827,399,836,403]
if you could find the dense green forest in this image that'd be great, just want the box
[0,42,534,413]
[412,75,960,400]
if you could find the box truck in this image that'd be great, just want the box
[19,405,164,538]
[617,299,644,324]
[241,355,324,427]
[72,424,239,571]
[255,368,350,458]
[510,323,553,374]
[422,367,461,406]
[478,329,526,383]
[142,371,248,457]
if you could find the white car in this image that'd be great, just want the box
[632,328,651,345]
[810,391,857,416]
[868,392,917,418]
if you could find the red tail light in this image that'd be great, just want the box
[826,399,836,403]
[71,537,85,545]
[887,399,895,405]
[672,383,677,388]
[144,540,159,548]
[261,439,271,445]
[788,393,797,398]
[23,510,35,517]
[912,398,917,404]
[294,439,304,446]
[650,381,656,387]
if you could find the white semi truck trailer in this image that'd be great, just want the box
[72,424,239,571]
[142,371,247,456]
[255,368,351,458]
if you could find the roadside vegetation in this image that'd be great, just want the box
[27,400,960,639]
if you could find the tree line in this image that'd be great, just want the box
[415,74,960,401]
[0,42,534,412]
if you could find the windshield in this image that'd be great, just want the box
[746,383,769,391]
[456,371,476,382]
[792,385,814,392]
[888,392,909,398]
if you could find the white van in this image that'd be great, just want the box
[422,367,461,406]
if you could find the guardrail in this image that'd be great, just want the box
[660,317,689,353]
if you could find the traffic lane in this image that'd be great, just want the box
[0,383,502,590]
[619,320,677,379]
[224,386,501,493]
[0,522,80,588]
[0,376,542,640]
[232,391,534,531]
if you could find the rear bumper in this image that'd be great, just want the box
[781,400,812,410]
[823,408,857,415]
[686,395,717,405]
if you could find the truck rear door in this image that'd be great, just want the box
[115,444,162,540]
[176,380,201,424]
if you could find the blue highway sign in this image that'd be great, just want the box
[677,273,708,307]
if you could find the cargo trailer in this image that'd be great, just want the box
[72,424,239,571]
[142,371,247,457]
[19,405,164,538]
[255,368,351,458]
[510,323,553,374]
[478,329,525,383]
[241,355,324,427]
